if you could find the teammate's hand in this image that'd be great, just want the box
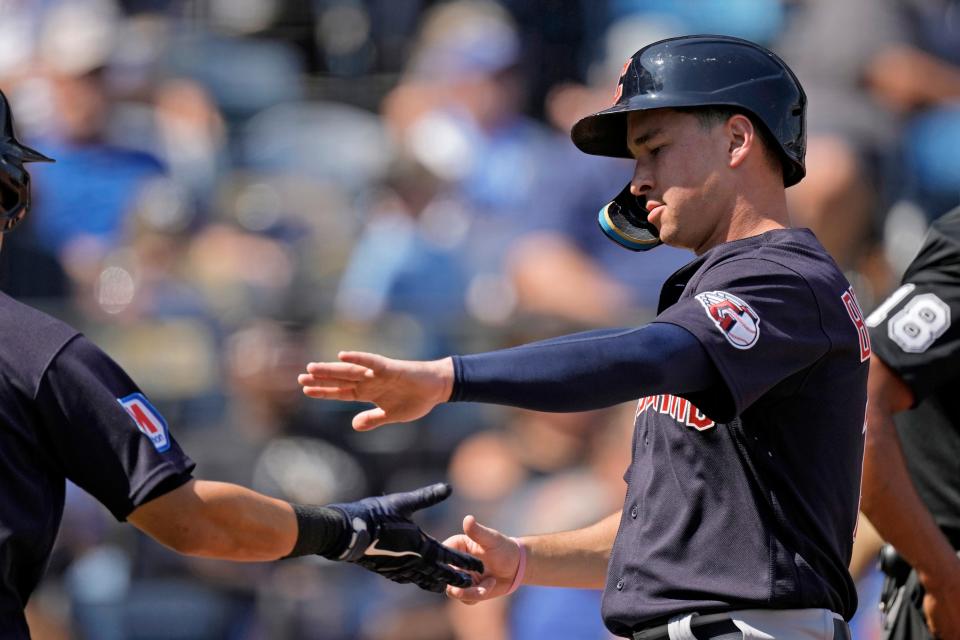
[328,483,484,593]
[442,515,523,604]
[921,563,960,640]
[298,352,453,430]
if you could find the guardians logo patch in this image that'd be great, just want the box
[695,290,760,350]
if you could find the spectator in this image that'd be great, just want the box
[30,1,166,262]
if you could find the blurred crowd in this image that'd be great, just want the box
[1,0,958,638]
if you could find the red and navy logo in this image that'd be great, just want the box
[118,393,171,453]
[695,290,761,350]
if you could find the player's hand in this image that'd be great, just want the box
[921,564,960,640]
[298,352,453,431]
[327,483,483,594]
[442,515,523,604]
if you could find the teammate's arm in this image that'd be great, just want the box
[37,336,482,593]
[299,323,720,430]
[521,511,620,589]
[128,479,299,560]
[441,511,621,604]
[861,355,960,638]
[128,479,483,592]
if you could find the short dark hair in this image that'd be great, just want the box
[676,106,784,180]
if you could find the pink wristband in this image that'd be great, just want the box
[506,537,527,595]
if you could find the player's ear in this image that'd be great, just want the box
[725,113,755,170]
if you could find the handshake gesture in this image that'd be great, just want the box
[299,356,529,601]
[327,483,484,593]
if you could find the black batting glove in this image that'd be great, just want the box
[326,483,483,593]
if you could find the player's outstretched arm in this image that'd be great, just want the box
[298,352,454,431]
[300,324,720,429]
[861,356,960,639]
[129,479,482,593]
[443,511,620,605]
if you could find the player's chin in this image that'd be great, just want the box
[656,224,680,247]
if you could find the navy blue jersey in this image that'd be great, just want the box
[0,292,194,636]
[867,207,960,547]
[602,229,869,635]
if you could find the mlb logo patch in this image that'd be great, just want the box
[695,290,761,350]
[118,393,171,453]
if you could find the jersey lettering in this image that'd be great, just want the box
[695,291,760,350]
[637,394,715,431]
[841,287,871,362]
[888,293,951,353]
[118,393,171,453]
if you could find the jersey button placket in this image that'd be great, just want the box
[616,578,625,590]
[630,505,638,519]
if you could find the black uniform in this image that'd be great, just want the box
[0,292,194,637]
[867,207,960,639]
[603,229,869,635]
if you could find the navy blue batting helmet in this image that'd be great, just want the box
[572,35,806,251]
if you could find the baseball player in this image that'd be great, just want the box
[300,35,868,639]
[860,206,960,640]
[0,90,481,638]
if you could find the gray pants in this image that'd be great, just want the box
[665,609,850,640]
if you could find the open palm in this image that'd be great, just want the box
[298,351,452,430]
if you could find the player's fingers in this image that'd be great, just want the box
[441,534,474,554]
[297,374,358,389]
[463,515,508,550]
[385,484,451,521]
[338,351,389,373]
[445,576,496,603]
[396,482,450,513]
[422,562,474,589]
[435,542,485,574]
[301,386,358,400]
[305,361,369,381]
[416,579,447,594]
[353,407,388,431]
[445,584,478,605]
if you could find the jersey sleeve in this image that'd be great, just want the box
[867,280,960,402]
[34,335,195,521]
[452,323,720,411]
[654,258,830,421]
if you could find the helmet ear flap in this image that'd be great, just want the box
[0,157,31,232]
[597,183,662,252]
